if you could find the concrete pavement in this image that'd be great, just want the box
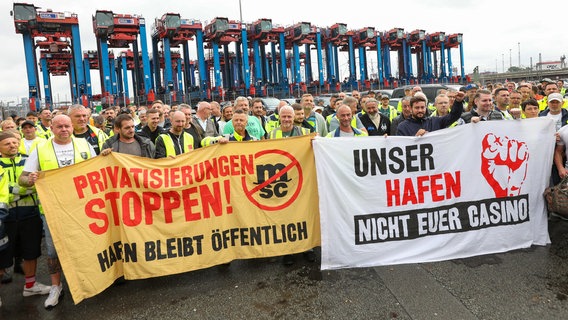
[1,219,567,319]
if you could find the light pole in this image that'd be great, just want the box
[518,42,521,67]
[509,49,512,70]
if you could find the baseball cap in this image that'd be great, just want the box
[541,78,554,84]
[314,106,324,112]
[20,120,36,128]
[465,83,478,91]
[548,93,563,102]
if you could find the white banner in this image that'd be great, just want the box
[313,118,555,270]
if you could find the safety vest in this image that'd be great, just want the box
[538,97,568,111]
[327,127,368,137]
[0,168,8,251]
[379,106,399,122]
[37,137,93,171]
[159,132,194,157]
[0,168,8,206]
[268,126,310,139]
[35,122,52,139]
[18,137,45,156]
[0,156,38,206]
[265,114,280,134]
[73,125,108,154]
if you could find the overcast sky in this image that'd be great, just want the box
[1,0,566,103]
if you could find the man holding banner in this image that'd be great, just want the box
[19,115,96,309]
[397,91,465,136]
[154,111,194,158]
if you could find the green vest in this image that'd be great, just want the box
[0,156,36,206]
[159,132,194,157]
[268,126,309,139]
[37,137,93,171]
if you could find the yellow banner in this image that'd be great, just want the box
[35,135,320,304]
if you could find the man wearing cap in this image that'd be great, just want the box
[378,96,398,122]
[538,81,562,111]
[463,83,478,112]
[542,92,568,186]
[19,120,44,156]
[539,93,568,132]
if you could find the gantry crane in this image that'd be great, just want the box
[248,18,289,96]
[426,32,446,82]
[152,14,206,102]
[12,3,86,110]
[204,17,250,99]
[93,10,150,106]
[444,33,464,83]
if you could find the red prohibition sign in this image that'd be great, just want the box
[242,149,303,211]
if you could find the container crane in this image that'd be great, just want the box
[93,10,149,106]
[444,33,464,83]
[426,32,446,82]
[12,3,86,110]
[204,17,249,99]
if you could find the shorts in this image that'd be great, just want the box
[41,214,57,259]
[0,215,43,269]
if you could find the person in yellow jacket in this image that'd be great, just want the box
[267,106,310,139]
[0,131,52,304]
[68,104,108,155]
[201,110,259,146]
[18,120,45,156]
[0,166,10,308]
[154,111,194,158]
[35,108,53,139]
[18,114,96,309]
[327,105,369,137]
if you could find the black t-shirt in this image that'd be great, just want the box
[74,127,101,155]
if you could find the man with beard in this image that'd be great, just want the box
[101,114,155,158]
[397,91,464,136]
[358,98,390,136]
[154,111,194,158]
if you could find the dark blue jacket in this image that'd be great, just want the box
[397,101,464,136]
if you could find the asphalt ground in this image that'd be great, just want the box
[1,218,567,320]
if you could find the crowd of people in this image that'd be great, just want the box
[0,77,565,309]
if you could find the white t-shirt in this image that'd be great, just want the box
[546,113,562,131]
[23,140,96,172]
[23,139,34,155]
[557,125,568,168]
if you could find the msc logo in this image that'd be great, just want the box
[242,149,304,211]
[255,163,292,199]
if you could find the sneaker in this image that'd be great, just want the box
[44,285,63,309]
[23,282,51,296]
[551,212,568,221]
